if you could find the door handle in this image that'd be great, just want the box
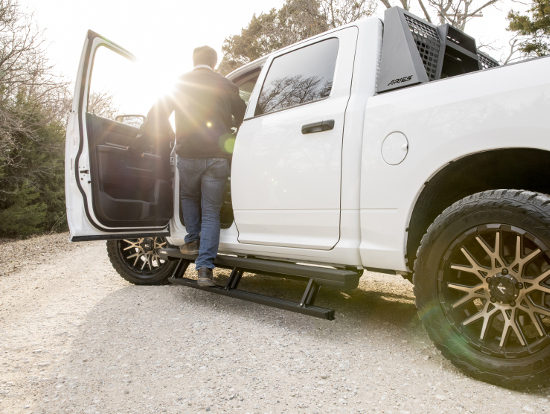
[301,120,335,134]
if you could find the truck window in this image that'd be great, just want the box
[88,46,145,122]
[254,38,339,116]
[233,68,262,106]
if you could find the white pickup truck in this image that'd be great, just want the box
[65,7,550,387]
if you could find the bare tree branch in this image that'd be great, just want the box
[502,35,523,64]
[418,0,433,21]
[467,0,499,18]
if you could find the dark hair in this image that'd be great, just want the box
[193,46,217,68]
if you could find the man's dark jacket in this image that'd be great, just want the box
[147,68,246,159]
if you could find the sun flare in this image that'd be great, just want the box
[89,46,184,123]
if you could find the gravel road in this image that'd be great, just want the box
[1,233,550,413]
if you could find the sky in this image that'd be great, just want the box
[18,0,523,114]
[20,0,285,79]
[19,0,287,113]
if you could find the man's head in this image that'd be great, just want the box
[193,46,217,69]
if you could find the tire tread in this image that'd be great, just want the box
[413,189,550,388]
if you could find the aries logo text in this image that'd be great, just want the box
[388,75,413,86]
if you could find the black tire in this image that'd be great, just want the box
[414,190,550,388]
[106,237,177,285]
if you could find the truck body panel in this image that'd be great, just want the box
[360,56,550,271]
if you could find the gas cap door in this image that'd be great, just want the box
[381,131,409,165]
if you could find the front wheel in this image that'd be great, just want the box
[106,237,177,285]
[414,190,550,388]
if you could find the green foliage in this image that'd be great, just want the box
[508,0,550,57]
[218,0,381,74]
[0,180,46,236]
[219,0,377,74]
[0,92,67,237]
[219,0,330,74]
[0,0,68,238]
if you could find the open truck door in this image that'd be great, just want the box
[65,31,172,241]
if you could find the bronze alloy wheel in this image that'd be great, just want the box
[117,237,168,274]
[440,225,550,356]
[107,237,176,285]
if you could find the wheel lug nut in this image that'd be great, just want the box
[501,268,509,275]
[486,277,491,282]
[516,282,523,289]
[510,301,516,307]
[490,297,496,303]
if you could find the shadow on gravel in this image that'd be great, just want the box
[211,270,420,328]
[173,270,550,395]
[45,270,549,412]
[37,272,427,412]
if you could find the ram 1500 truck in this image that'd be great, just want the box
[65,7,550,387]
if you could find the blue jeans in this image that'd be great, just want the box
[178,158,229,269]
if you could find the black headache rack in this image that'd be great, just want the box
[377,7,500,93]
[158,247,362,320]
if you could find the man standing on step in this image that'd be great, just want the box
[152,45,246,286]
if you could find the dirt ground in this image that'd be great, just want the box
[1,233,550,413]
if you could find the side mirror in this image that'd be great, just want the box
[115,114,146,128]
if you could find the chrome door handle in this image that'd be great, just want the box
[301,120,335,134]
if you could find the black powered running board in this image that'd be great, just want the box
[158,247,361,289]
[158,247,362,320]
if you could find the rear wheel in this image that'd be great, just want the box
[106,237,176,285]
[414,190,550,387]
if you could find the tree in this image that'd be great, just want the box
[0,0,65,155]
[320,0,377,27]
[218,0,380,74]
[88,91,118,119]
[0,0,68,236]
[378,0,501,30]
[218,0,331,74]
[219,0,500,74]
[0,87,67,236]
[508,0,550,57]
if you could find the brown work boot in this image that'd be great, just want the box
[197,267,215,287]
[179,240,199,255]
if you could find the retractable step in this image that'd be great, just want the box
[166,259,335,319]
[158,246,361,289]
[158,247,363,320]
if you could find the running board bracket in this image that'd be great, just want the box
[167,259,335,320]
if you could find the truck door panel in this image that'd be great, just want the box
[65,31,171,239]
[231,27,358,250]
[87,113,171,227]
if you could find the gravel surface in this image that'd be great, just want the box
[0,233,80,277]
[1,233,550,413]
